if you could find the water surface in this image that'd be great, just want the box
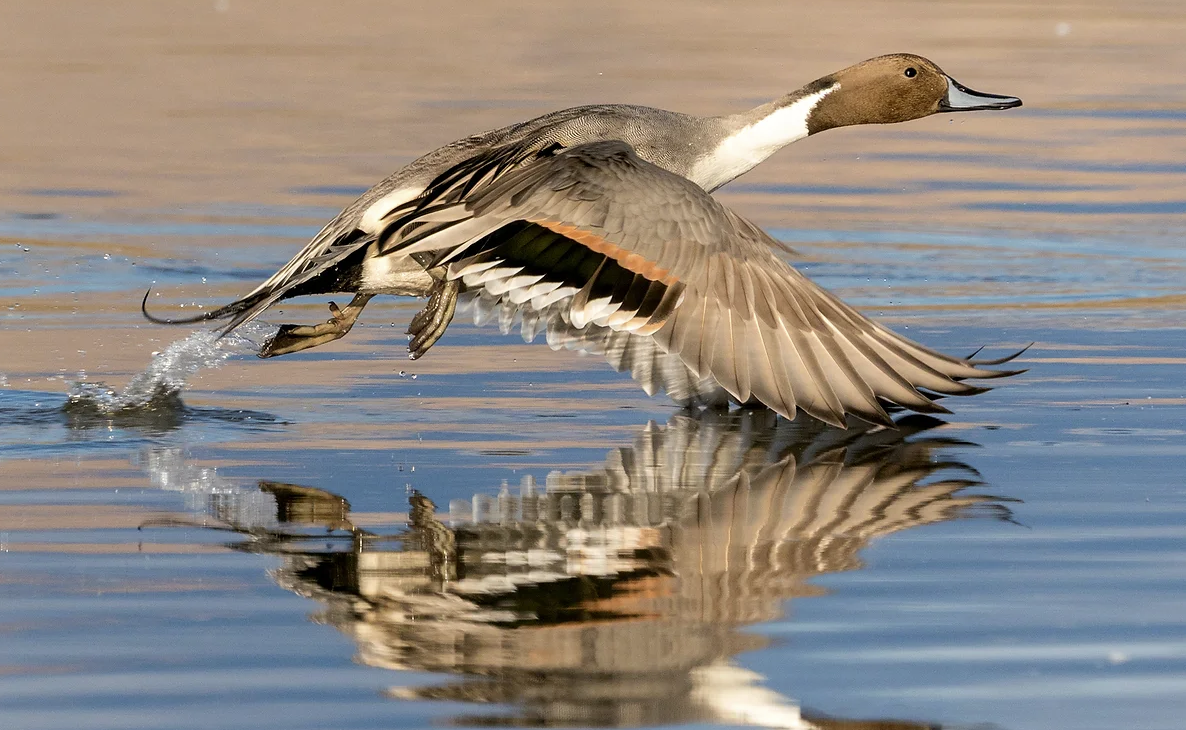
[2,2,1186,729]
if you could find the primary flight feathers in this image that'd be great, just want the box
[373,140,1021,427]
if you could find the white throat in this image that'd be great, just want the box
[691,85,837,191]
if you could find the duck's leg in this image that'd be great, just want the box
[258,292,375,358]
[407,270,460,360]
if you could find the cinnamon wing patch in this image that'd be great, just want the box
[448,220,685,334]
[531,219,678,286]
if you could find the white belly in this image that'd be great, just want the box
[355,184,437,295]
[360,250,435,296]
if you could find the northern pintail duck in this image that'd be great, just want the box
[146,53,1023,427]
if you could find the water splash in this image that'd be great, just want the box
[65,322,277,415]
[136,447,280,525]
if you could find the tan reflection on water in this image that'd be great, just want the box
[3,0,1186,394]
[151,411,1011,728]
[3,0,1185,227]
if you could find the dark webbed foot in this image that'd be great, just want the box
[407,278,460,360]
[259,293,374,358]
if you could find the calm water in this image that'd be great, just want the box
[3,2,1186,729]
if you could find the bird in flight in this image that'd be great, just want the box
[145,53,1024,427]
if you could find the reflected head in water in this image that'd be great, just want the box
[149,411,1011,729]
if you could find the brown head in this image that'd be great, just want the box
[805,53,1021,135]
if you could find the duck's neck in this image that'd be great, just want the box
[691,81,838,192]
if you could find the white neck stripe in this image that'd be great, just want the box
[691,85,837,191]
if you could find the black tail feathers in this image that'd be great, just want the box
[140,287,264,329]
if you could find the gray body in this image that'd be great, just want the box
[266,103,756,302]
[390,104,730,198]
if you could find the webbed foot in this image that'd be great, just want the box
[259,293,374,358]
[407,278,460,360]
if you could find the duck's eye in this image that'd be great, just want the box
[904,67,917,78]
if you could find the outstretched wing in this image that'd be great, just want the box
[464,290,729,407]
[379,140,1020,427]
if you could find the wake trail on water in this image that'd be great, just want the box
[65,322,277,414]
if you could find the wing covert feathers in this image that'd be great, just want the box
[154,136,1019,426]
[385,140,1018,426]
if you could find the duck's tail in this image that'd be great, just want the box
[140,287,269,330]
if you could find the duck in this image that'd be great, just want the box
[144,53,1024,427]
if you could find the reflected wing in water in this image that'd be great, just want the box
[148,413,1009,728]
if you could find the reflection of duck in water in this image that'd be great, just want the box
[152,412,1012,729]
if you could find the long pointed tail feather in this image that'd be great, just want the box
[140,288,266,328]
